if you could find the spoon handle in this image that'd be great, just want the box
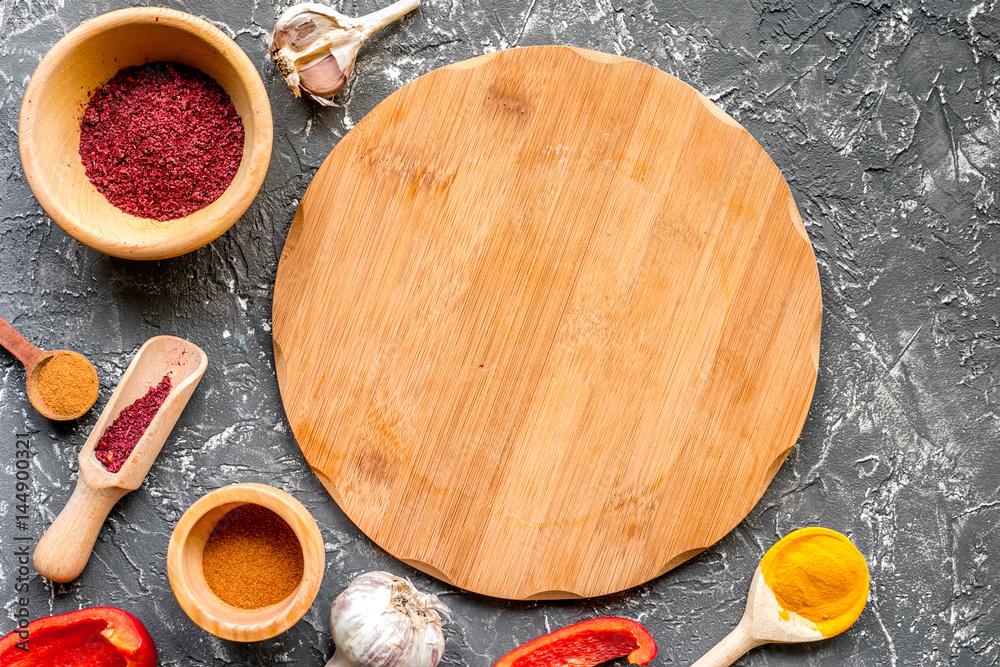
[0,315,44,369]
[33,476,128,583]
[689,624,762,667]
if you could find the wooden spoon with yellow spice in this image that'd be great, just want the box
[690,527,870,667]
[0,314,99,420]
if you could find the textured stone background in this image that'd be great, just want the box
[2,0,999,665]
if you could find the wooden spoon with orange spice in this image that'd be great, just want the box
[0,314,98,420]
[690,527,870,667]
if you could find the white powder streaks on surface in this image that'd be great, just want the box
[0,0,998,665]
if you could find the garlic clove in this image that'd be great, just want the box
[284,12,327,50]
[270,0,420,105]
[298,56,348,104]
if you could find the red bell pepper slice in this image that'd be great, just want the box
[493,616,657,667]
[0,606,157,667]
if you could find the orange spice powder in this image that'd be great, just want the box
[201,504,304,609]
[35,351,99,417]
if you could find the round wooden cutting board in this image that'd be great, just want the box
[273,46,822,600]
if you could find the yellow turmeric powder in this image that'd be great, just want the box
[760,527,869,637]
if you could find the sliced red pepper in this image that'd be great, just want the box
[493,616,657,667]
[0,607,157,667]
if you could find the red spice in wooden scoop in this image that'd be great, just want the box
[94,375,171,473]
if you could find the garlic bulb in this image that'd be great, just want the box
[270,0,420,106]
[326,571,450,667]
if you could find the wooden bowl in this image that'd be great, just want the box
[167,483,325,642]
[18,7,273,260]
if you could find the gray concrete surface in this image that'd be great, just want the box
[2,0,999,665]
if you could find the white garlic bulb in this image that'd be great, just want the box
[326,571,450,667]
[269,0,420,106]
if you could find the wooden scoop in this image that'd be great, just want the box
[690,529,869,667]
[0,314,99,420]
[34,336,207,583]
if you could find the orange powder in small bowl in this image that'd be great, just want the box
[201,503,305,609]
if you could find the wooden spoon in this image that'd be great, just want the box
[0,314,99,420]
[34,336,207,583]
[690,532,869,667]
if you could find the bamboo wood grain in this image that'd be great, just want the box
[0,314,98,420]
[272,46,823,600]
[18,7,272,260]
[166,483,326,642]
[34,336,207,582]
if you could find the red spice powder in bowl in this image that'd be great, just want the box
[80,63,245,222]
[18,7,273,260]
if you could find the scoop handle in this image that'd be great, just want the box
[33,476,128,583]
[689,623,762,667]
[0,315,44,369]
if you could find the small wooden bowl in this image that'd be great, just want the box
[18,7,273,260]
[167,483,325,642]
